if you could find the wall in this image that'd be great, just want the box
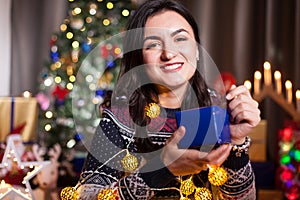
[0,0,11,96]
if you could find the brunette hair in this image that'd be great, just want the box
[110,0,211,152]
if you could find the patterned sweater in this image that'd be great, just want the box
[76,106,256,200]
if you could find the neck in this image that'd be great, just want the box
[157,84,188,109]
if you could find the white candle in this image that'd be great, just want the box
[263,61,272,85]
[296,90,300,112]
[274,71,282,94]
[244,80,252,92]
[254,71,262,95]
[285,80,293,103]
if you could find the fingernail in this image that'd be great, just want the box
[226,93,231,100]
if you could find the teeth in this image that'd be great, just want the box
[164,64,181,70]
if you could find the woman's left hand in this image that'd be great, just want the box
[226,85,261,144]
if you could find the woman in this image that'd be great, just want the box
[76,0,261,199]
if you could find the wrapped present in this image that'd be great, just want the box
[0,97,38,142]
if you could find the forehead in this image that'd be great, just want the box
[144,10,194,37]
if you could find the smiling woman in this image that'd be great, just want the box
[75,0,260,199]
[143,12,199,104]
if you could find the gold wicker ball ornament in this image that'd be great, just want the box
[60,186,78,200]
[121,151,139,172]
[208,166,228,186]
[98,188,118,200]
[145,103,160,118]
[194,187,212,200]
[180,177,196,196]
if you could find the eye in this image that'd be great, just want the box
[174,36,188,42]
[144,41,162,50]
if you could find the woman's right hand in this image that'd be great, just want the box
[161,126,232,176]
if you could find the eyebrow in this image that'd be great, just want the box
[170,28,189,37]
[144,28,189,42]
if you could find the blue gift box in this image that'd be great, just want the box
[176,106,231,151]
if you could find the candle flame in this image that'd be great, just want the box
[263,61,271,70]
[244,80,252,90]
[274,71,281,80]
[285,80,292,89]
[296,90,300,99]
[254,71,262,79]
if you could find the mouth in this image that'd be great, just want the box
[160,62,183,72]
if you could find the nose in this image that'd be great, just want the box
[161,48,177,60]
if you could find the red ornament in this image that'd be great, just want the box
[51,85,69,100]
[280,167,294,182]
[100,44,109,59]
[285,184,299,200]
[279,127,293,141]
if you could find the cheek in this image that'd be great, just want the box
[143,52,157,64]
[144,64,163,82]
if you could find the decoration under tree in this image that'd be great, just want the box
[277,121,300,200]
[36,0,135,172]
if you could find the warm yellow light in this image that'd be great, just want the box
[244,80,252,91]
[285,80,292,89]
[45,124,52,131]
[93,97,100,105]
[274,70,281,80]
[72,41,80,49]
[55,62,62,68]
[66,32,74,39]
[106,2,114,9]
[69,75,76,82]
[89,83,96,91]
[87,37,92,44]
[89,8,96,15]
[86,17,92,23]
[45,111,53,119]
[60,24,67,32]
[114,47,121,55]
[263,61,271,70]
[67,66,73,76]
[122,9,130,17]
[296,90,300,99]
[85,74,94,82]
[254,71,262,80]
[22,91,32,98]
[54,76,62,83]
[44,77,53,86]
[103,19,110,26]
[50,64,56,71]
[73,7,82,15]
[66,83,73,90]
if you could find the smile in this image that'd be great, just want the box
[161,63,183,71]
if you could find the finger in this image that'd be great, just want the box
[166,126,186,146]
[207,144,232,165]
[233,109,261,126]
[229,99,260,124]
[226,85,250,101]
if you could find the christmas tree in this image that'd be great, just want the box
[37,0,135,156]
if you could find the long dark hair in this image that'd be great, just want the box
[110,0,211,153]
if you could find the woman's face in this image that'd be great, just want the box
[142,10,198,92]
